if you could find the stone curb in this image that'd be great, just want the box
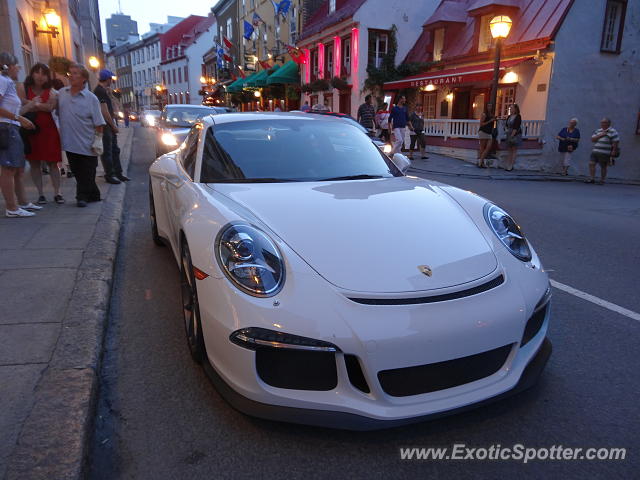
[408,166,640,186]
[4,130,134,480]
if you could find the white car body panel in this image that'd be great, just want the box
[148,114,551,427]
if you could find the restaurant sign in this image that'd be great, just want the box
[410,76,465,87]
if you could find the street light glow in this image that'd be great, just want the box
[490,16,512,39]
[44,8,61,28]
[200,76,207,84]
[88,56,100,69]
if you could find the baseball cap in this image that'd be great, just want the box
[98,69,115,82]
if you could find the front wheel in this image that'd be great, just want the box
[180,240,206,364]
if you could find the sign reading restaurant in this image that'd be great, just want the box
[410,76,465,87]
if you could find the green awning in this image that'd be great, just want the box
[244,69,269,87]
[226,76,246,93]
[266,61,300,85]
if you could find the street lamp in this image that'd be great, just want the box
[33,8,61,38]
[488,15,512,116]
[88,56,100,70]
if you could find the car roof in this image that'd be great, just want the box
[201,111,348,127]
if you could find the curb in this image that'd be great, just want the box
[4,130,134,480]
[408,166,640,186]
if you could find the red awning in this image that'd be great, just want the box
[383,58,532,90]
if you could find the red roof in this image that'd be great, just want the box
[406,0,573,63]
[384,57,531,89]
[298,0,367,43]
[160,15,215,63]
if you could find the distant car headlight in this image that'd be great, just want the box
[161,132,178,146]
[145,114,156,126]
[484,204,532,262]
[216,223,285,297]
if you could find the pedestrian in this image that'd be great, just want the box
[389,95,409,155]
[408,103,428,160]
[56,63,106,207]
[357,94,375,134]
[586,117,619,185]
[124,107,130,128]
[94,69,129,184]
[375,102,390,142]
[0,52,41,217]
[300,100,310,112]
[556,117,580,175]
[274,105,282,112]
[17,63,65,204]
[504,103,522,171]
[477,103,495,168]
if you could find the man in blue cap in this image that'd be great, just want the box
[93,69,129,184]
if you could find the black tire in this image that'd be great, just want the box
[149,180,164,247]
[180,240,206,364]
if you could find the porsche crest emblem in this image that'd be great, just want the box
[418,265,433,277]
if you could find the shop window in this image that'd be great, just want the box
[433,28,444,61]
[368,30,389,68]
[478,15,493,53]
[601,0,627,53]
[342,37,351,75]
[496,86,516,118]
[422,92,437,119]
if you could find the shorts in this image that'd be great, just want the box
[562,152,572,167]
[590,152,610,167]
[0,124,25,168]
[478,131,492,140]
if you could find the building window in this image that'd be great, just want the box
[17,13,33,72]
[433,28,444,61]
[601,0,627,53]
[329,0,336,14]
[477,15,493,53]
[172,69,176,84]
[184,66,188,83]
[178,68,182,83]
[422,92,437,119]
[368,30,388,68]
[227,18,233,40]
[326,43,333,79]
[290,7,298,44]
[342,37,351,75]
[311,49,318,81]
[496,86,516,118]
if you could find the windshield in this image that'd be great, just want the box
[162,107,215,128]
[201,119,400,183]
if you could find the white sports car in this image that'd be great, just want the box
[149,112,552,430]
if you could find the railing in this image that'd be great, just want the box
[421,119,545,141]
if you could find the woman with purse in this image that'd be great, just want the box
[18,63,64,204]
[477,103,495,168]
[0,52,40,217]
[504,104,522,171]
[556,118,580,175]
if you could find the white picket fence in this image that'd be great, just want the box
[421,119,545,141]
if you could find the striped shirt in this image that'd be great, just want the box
[592,127,619,155]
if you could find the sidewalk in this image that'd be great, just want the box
[407,151,640,186]
[0,127,133,480]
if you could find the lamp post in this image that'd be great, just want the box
[488,15,512,117]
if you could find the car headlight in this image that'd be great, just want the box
[146,115,156,126]
[484,203,532,262]
[216,223,285,297]
[161,132,178,146]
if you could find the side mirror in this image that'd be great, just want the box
[392,153,411,174]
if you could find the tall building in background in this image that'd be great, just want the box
[106,13,139,48]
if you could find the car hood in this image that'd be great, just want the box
[208,177,497,293]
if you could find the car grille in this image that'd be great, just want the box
[521,303,548,347]
[348,275,504,306]
[377,344,513,397]
[256,348,337,391]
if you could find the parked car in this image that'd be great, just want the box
[306,110,389,153]
[141,109,161,127]
[155,104,228,157]
[148,112,552,430]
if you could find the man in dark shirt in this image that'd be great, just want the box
[357,94,375,133]
[94,70,128,184]
[389,95,409,154]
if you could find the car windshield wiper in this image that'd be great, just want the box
[319,174,385,181]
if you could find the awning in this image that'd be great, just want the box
[255,64,280,87]
[244,67,274,87]
[266,61,300,85]
[226,76,247,93]
[383,58,531,90]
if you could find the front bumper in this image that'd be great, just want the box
[204,337,552,431]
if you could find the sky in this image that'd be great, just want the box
[98,0,217,41]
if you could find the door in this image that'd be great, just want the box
[452,89,471,119]
[339,91,351,115]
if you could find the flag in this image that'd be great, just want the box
[259,60,271,70]
[236,66,246,78]
[278,0,291,17]
[243,20,254,40]
[223,37,233,50]
[231,73,237,81]
[216,43,224,68]
[223,53,233,63]
[252,12,264,26]
[286,45,305,64]
[270,0,278,15]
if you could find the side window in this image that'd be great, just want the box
[180,128,200,179]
